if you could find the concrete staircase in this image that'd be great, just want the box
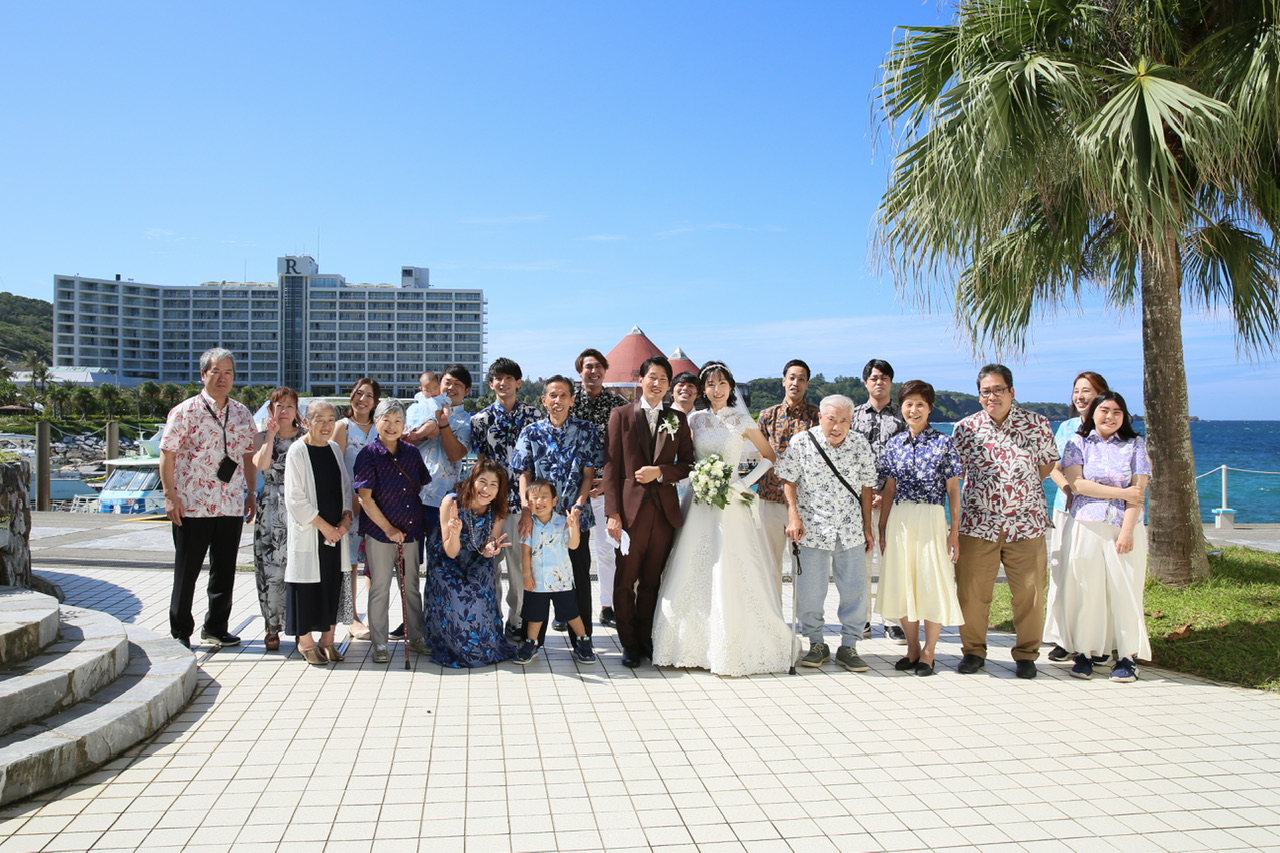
[0,587,196,805]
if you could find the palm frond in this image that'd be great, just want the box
[1182,220,1280,354]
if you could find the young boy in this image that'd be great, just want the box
[516,479,596,664]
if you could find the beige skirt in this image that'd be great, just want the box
[879,502,964,625]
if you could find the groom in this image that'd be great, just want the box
[603,354,695,668]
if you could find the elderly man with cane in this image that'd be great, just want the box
[777,394,878,673]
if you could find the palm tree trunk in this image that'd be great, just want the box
[1141,235,1210,586]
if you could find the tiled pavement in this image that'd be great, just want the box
[1,517,1278,852]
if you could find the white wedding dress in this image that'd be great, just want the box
[652,407,797,676]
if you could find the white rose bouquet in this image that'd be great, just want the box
[691,453,755,509]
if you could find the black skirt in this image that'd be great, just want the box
[285,531,342,635]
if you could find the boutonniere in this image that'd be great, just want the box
[657,411,680,439]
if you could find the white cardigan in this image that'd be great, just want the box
[283,438,352,583]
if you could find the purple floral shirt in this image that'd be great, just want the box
[952,405,1058,542]
[876,427,962,506]
[353,438,430,543]
[1062,432,1151,526]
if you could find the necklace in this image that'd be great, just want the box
[350,414,372,426]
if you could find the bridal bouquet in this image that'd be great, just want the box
[691,453,755,509]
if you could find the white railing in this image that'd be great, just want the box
[1195,464,1280,527]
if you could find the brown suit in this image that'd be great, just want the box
[603,400,695,650]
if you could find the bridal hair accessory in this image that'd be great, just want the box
[657,411,680,439]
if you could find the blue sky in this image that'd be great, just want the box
[2,1,1276,418]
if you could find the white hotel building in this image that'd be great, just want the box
[53,256,487,395]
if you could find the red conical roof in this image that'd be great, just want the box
[668,346,699,378]
[603,325,663,385]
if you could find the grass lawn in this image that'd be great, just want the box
[988,546,1280,692]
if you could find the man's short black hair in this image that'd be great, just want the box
[442,363,473,390]
[487,357,522,383]
[977,363,1013,390]
[862,359,894,381]
[638,355,673,383]
[544,374,576,395]
[783,359,810,381]
[672,371,700,388]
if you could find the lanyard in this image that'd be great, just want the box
[201,399,229,456]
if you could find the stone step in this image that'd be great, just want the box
[0,624,196,806]
[0,587,60,670]
[0,607,131,737]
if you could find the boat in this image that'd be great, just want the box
[98,457,163,514]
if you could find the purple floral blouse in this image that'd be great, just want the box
[876,427,962,506]
[1062,432,1151,526]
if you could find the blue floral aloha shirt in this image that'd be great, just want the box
[876,427,962,506]
[510,417,603,530]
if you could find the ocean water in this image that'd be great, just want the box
[933,420,1280,523]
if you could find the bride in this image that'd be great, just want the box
[652,361,797,676]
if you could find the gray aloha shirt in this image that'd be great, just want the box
[776,426,877,551]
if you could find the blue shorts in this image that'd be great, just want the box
[521,589,578,624]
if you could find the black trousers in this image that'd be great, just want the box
[535,536,592,644]
[170,515,243,640]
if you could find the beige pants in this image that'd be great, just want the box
[759,500,789,600]
[955,533,1046,661]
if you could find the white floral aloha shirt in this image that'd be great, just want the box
[775,426,877,551]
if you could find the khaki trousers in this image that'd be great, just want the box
[955,533,1046,661]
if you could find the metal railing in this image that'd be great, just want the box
[1196,464,1280,519]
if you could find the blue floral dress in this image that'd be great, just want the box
[424,495,515,668]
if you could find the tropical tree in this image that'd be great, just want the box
[160,382,183,412]
[96,383,122,419]
[72,386,95,418]
[46,384,71,419]
[22,350,51,399]
[875,0,1280,585]
[136,380,161,417]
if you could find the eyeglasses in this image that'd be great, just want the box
[978,386,1010,399]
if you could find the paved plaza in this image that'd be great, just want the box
[1,514,1278,852]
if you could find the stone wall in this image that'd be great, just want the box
[0,459,32,588]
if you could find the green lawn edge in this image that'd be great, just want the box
[989,546,1280,692]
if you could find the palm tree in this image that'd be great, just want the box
[97,383,122,419]
[46,384,71,420]
[22,350,51,399]
[135,380,160,417]
[72,386,95,418]
[160,382,183,412]
[875,0,1280,585]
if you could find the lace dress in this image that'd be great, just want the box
[652,408,796,676]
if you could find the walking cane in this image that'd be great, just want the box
[395,542,411,671]
[789,541,802,675]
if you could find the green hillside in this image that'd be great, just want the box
[0,292,53,362]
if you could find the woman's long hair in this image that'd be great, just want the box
[1069,371,1108,410]
[456,458,510,525]
[346,377,382,420]
[1078,391,1139,441]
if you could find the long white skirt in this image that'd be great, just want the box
[1043,509,1071,646]
[879,502,964,625]
[652,499,796,677]
[1052,519,1151,660]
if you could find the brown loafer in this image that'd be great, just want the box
[264,632,280,651]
